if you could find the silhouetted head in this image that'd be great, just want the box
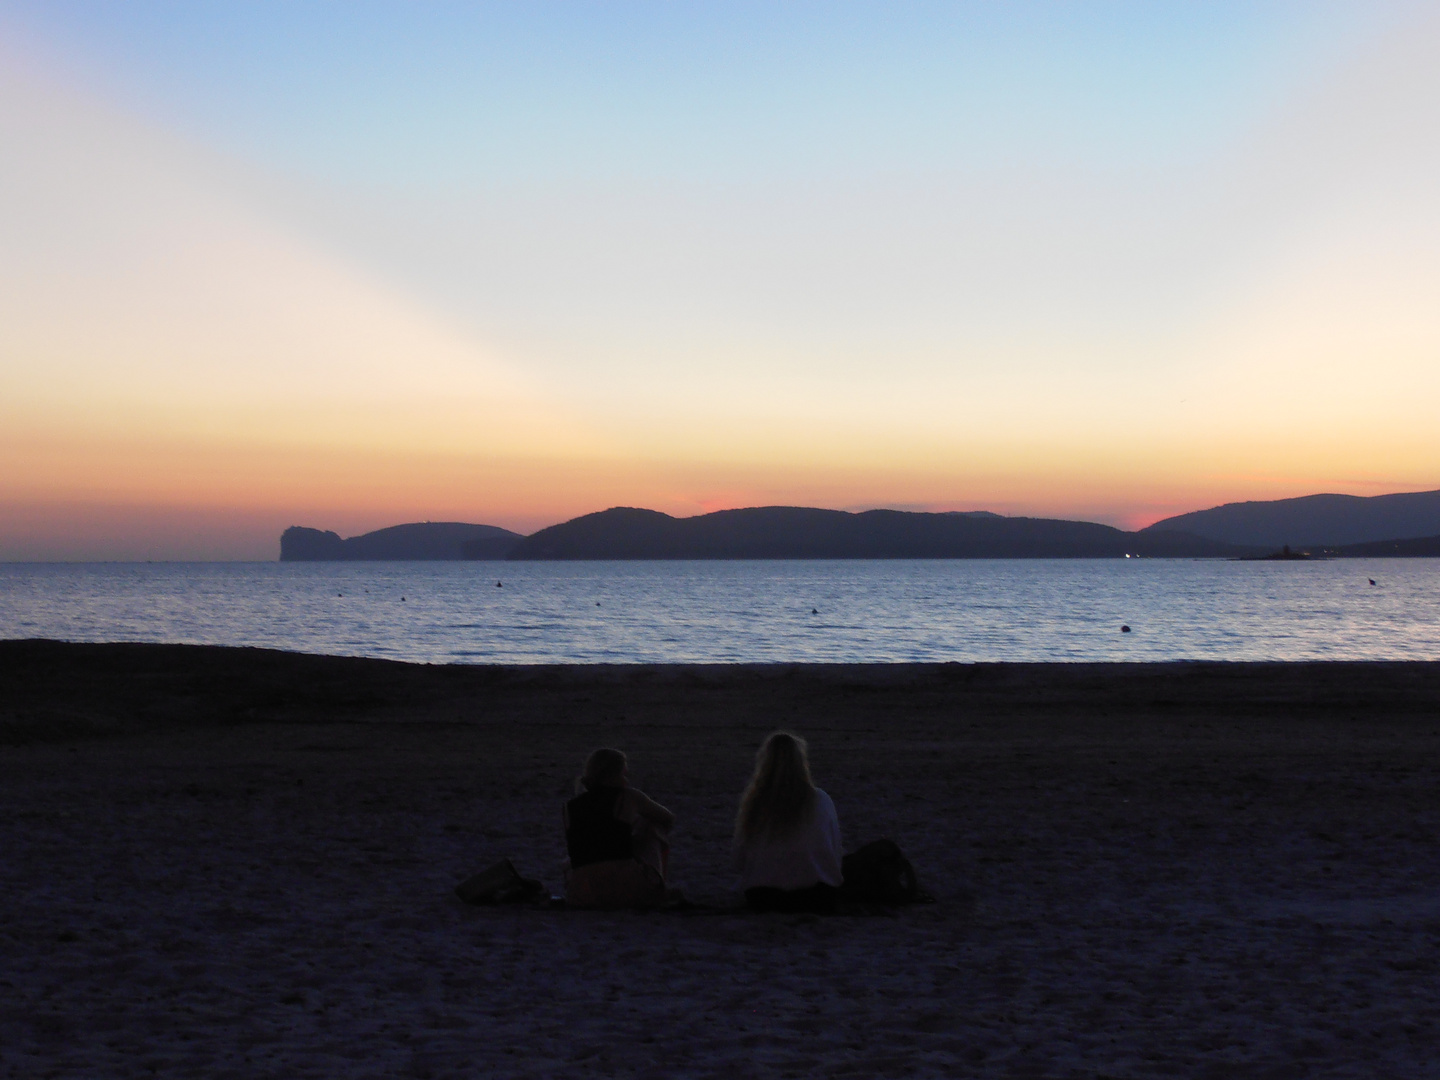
[578,747,628,793]
[735,730,817,844]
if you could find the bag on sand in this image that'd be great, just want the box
[841,839,933,904]
[455,859,544,905]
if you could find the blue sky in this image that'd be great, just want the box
[9,1,1369,183]
[2,1,1437,558]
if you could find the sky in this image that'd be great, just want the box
[2,1,1438,559]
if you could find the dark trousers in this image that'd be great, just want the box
[744,883,839,913]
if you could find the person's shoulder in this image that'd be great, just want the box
[813,788,837,811]
[621,787,662,811]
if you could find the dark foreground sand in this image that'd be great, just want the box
[3,641,1440,1078]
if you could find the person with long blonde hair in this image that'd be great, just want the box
[733,731,843,912]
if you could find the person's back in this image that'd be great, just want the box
[733,731,843,912]
[565,786,633,869]
[563,748,675,909]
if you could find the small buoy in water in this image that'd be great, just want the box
[496,581,502,587]
[1369,579,1376,586]
[337,593,342,597]
[596,601,601,606]
[1120,625,1131,633]
[401,596,406,602]
[811,608,819,615]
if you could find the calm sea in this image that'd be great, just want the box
[1,559,1437,664]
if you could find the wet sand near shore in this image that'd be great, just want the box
[3,640,1440,1077]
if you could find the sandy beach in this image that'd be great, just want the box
[3,640,1440,1077]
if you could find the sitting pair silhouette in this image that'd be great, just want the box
[564,730,847,912]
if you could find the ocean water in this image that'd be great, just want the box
[1,559,1437,664]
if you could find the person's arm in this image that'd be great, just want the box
[814,790,844,884]
[621,788,676,831]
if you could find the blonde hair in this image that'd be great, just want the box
[578,748,627,793]
[735,731,817,844]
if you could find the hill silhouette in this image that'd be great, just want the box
[1144,489,1440,548]
[1332,534,1440,557]
[280,522,522,561]
[506,506,1245,560]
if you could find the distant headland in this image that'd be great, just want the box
[280,522,522,561]
[280,508,1239,561]
[280,488,1440,562]
[280,490,1440,562]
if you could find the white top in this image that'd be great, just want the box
[733,788,844,891]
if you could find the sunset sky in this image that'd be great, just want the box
[2,1,1437,559]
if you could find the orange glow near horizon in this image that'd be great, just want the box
[5,423,1437,559]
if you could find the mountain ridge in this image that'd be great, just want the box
[505,505,1247,560]
[1143,489,1440,548]
[279,487,1440,561]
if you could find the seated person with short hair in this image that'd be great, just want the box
[564,748,675,909]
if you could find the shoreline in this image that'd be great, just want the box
[7,638,1440,745]
[4,639,1440,1075]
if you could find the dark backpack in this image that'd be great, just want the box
[841,839,930,904]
